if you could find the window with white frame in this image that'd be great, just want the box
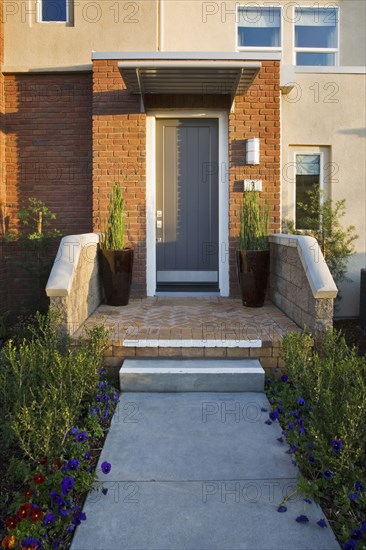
[295,154,322,230]
[39,0,68,22]
[294,7,339,66]
[237,7,281,49]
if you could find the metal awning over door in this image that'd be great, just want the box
[113,53,261,109]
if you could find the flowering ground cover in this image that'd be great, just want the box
[0,310,118,549]
[265,329,366,550]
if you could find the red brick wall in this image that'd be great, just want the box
[93,60,146,296]
[4,72,93,236]
[229,60,281,295]
[0,1,6,314]
[92,59,280,298]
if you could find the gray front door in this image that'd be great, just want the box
[156,118,219,291]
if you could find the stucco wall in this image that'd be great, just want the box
[281,71,366,317]
[3,0,157,69]
[3,0,366,69]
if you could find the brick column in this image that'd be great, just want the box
[229,60,281,296]
[92,60,146,296]
[0,0,6,236]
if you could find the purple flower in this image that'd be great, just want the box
[84,450,91,460]
[69,426,79,435]
[22,537,41,547]
[44,512,56,526]
[317,519,327,528]
[67,524,75,532]
[355,481,365,492]
[361,520,366,531]
[101,461,112,474]
[306,454,316,464]
[58,507,71,519]
[287,422,294,430]
[304,498,312,504]
[67,459,80,471]
[50,492,66,506]
[297,398,305,407]
[331,439,343,452]
[351,529,363,540]
[99,368,107,376]
[277,437,284,443]
[261,407,268,412]
[277,505,287,513]
[296,515,309,523]
[99,381,106,389]
[277,407,284,414]
[53,541,61,549]
[102,487,108,495]
[281,374,288,383]
[322,469,334,479]
[269,411,278,422]
[349,492,359,501]
[61,477,75,495]
[264,419,272,425]
[72,511,87,525]
[75,431,88,443]
[343,540,356,550]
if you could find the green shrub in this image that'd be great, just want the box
[282,189,358,289]
[265,329,366,547]
[0,309,109,462]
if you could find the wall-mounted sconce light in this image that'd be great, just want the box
[246,138,260,165]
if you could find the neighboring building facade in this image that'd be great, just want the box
[0,0,365,316]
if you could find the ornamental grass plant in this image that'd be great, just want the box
[100,184,126,250]
[265,329,366,549]
[239,188,269,251]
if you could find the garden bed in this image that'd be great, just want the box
[264,329,366,550]
[0,311,118,549]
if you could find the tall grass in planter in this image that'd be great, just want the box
[99,185,134,306]
[100,185,125,250]
[237,189,270,307]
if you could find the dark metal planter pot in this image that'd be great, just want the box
[99,249,134,306]
[236,250,270,307]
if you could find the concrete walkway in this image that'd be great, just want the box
[71,392,340,550]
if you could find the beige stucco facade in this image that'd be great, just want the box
[3,1,366,68]
[2,0,366,317]
[282,71,366,316]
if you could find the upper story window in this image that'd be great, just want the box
[40,0,68,22]
[295,7,339,66]
[237,7,281,50]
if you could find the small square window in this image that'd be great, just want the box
[295,8,339,66]
[237,7,281,49]
[295,155,320,230]
[41,0,68,22]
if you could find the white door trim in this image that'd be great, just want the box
[146,110,229,296]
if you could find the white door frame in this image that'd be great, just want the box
[146,110,229,296]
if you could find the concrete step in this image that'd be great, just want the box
[119,358,264,392]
